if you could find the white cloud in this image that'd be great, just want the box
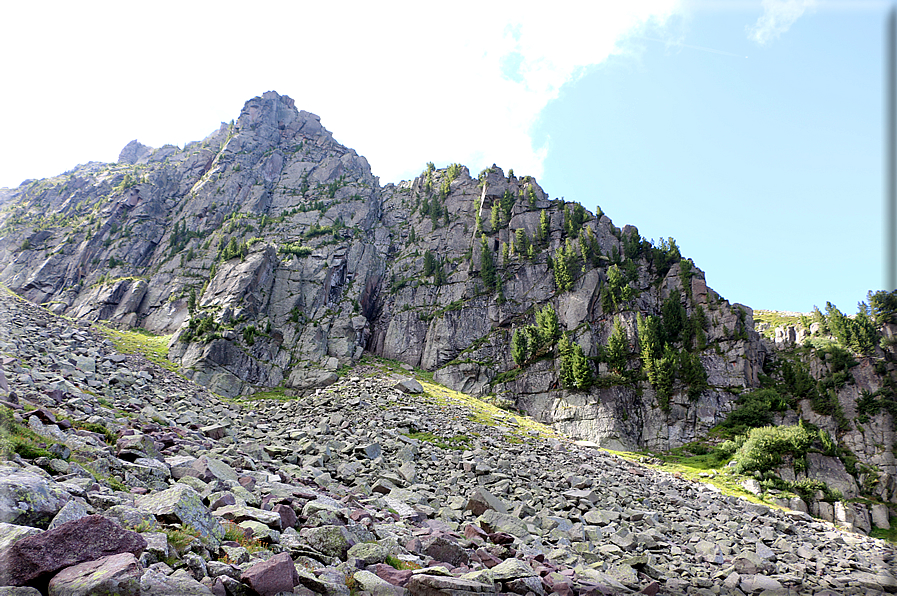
[0,1,681,188]
[746,0,817,45]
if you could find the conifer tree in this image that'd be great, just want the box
[490,202,501,231]
[571,343,593,390]
[515,229,529,256]
[558,335,574,388]
[606,316,628,374]
[539,210,549,244]
[553,247,572,292]
[501,190,514,222]
[423,250,437,276]
[511,328,528,366]
[535,303,560,346]
[480,235,496,293]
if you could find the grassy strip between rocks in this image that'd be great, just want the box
[94,322,178,373]
[753,310,806,339]
[0,405,57,460]
[345,356,816,509]
[870,518,897,542]
[405,431,471,451]
[361,355,557,443]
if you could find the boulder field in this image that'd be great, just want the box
[0,287,894,595]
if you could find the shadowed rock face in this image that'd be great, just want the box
[1,91,891,465]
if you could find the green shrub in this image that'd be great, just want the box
[721,388,790,435]
[733,423,816,474]
[74,421,117,445]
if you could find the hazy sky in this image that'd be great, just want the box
[0,0,889,313]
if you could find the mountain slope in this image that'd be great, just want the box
[0,92,894,513]
[0,287,895,595]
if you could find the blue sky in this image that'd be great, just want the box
[0,1,889,313]
[534,4,886,312]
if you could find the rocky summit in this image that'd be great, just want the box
[0,91,896,594]
[0,284,895,596]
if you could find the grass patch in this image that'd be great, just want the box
[66,420,117,445]
[600,446,768,506]
[385,555,422,570]
[221,521,267,554]
[243,387,295,401]
[95,324,177,372]
[360,355,555,442]
[406,431,471,451]
[0,406,58,460]
[870,517,897,543]
[753,310,807,340]
[163,525,201,553]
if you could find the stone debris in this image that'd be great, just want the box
[0,289,893,596]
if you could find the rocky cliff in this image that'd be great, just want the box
[0,92,893,498]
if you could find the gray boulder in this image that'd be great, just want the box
[135,484,225,549]
[47,552,142,596]
[0,466,70,528]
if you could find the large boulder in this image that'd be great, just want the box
[169,455,239,484]
[240,552,299,596]
[139,568,216,595]
[465,487,508,516]
[0,515,146,587]
[805,453,859,499]
[135,484,225,549]
[0,524,42,552]
[47,552,142,596]
[0,466,70,528]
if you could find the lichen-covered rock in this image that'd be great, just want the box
[0,524,42,552]
[302,525,357,559]
[47,500,88,531]
[347,542,390,566]
[0,466,70,528]
[47,552,142,596]
[135,484,224,549]
[139,568,215,595]
[212,504,282,530]
[169,455,238,484]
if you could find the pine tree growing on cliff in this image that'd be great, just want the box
[571,343,593,390]
[515,229,529,258]
[512,328,529,366]
[558,335,574,388]
[538,210,549,244]
[480,235,496,293]
[535,303,560,346]
[423,250,437,277]
[491,202,501,232]
[501,190,515,223]
[606,317,628,375]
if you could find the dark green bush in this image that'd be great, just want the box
[733,423,816,474]
[720,388,791,436]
